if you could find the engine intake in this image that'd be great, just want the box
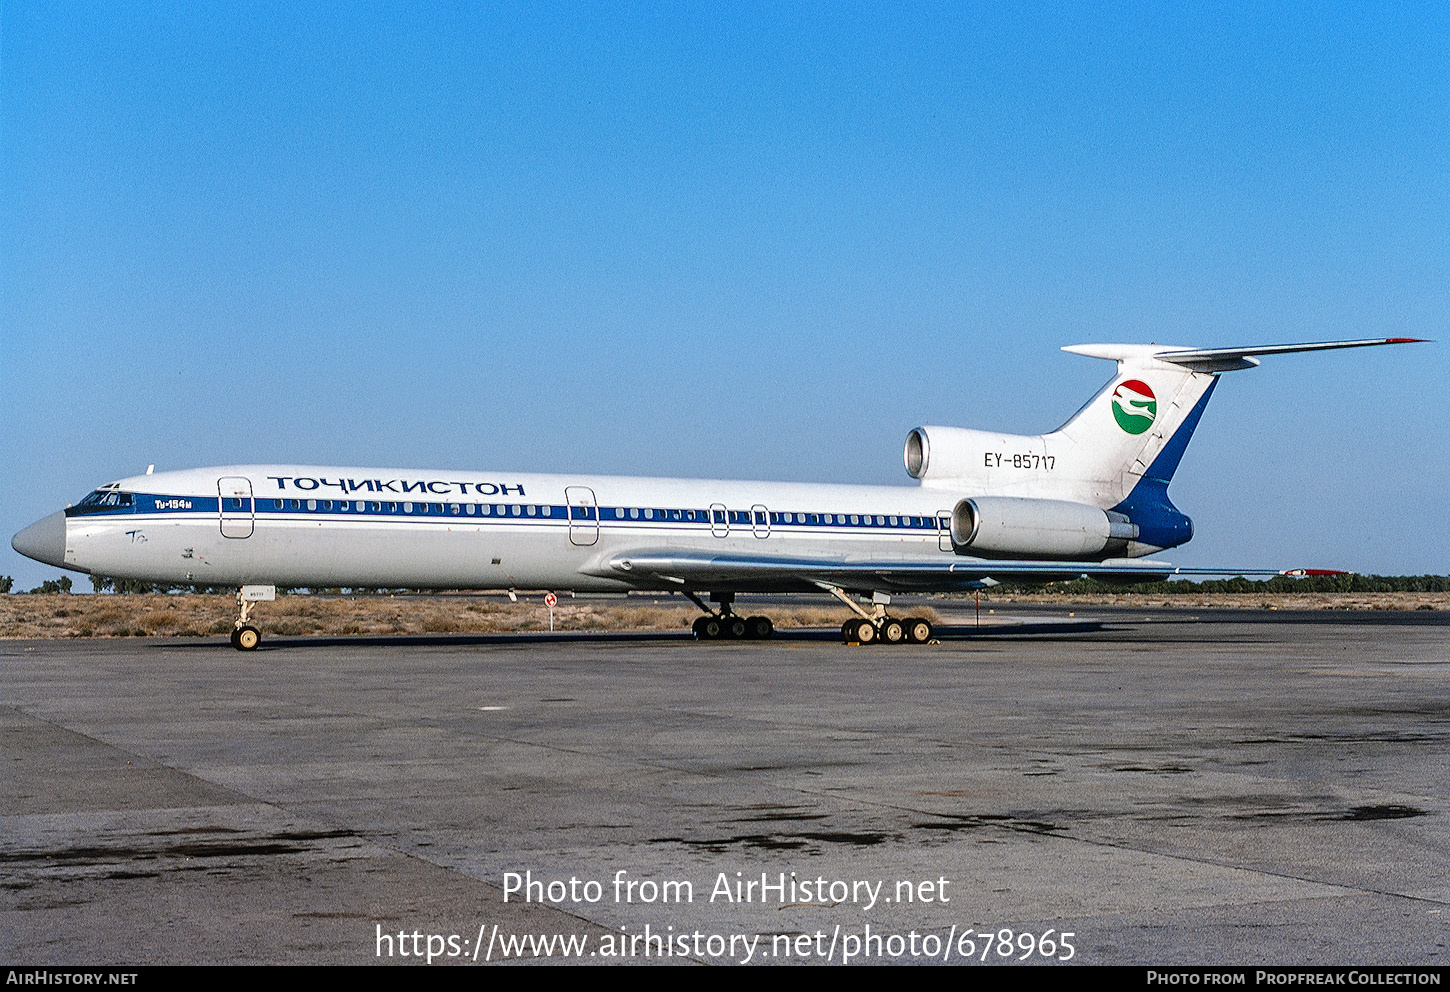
[904,425,1049,483]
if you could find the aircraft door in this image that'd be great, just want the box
[565,486,599,546]
[937,511,953,552]
[219,477,255,539]
[751,504,770,539]
[710,503,728,538]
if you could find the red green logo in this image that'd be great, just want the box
[1112,380,1156,434]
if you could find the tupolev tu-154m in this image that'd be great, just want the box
[12,338,1423,649]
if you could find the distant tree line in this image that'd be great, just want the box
[0,575,72,594]
[989,574,1450,595]
[87,576,236,594]
[82,577,420,595]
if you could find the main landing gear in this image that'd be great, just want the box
[839,614,933,645]
[822,586,933,646]
[683,589,932,645]
[686,592,774,641]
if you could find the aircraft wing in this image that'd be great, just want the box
[583,549,1301,594]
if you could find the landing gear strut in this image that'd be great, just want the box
[686,592,773,641]
[821,586,933,646]
[230,585,275,651]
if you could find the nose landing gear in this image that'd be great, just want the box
[229,585,275,651]
[230,624,261,651]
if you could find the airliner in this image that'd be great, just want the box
[12,338,1423,650]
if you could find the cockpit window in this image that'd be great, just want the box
[78,489,133,507]
[74,489,134,512]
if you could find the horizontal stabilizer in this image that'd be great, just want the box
[1063,338,1426,373]
[1154,338,1427,372]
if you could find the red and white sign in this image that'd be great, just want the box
[543,592,557,607]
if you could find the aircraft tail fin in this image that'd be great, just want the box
[1048,338,1425,546]
[909,337,1424,515]
[1054,337,1426,493]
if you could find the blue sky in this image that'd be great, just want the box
[3,2,1446,588]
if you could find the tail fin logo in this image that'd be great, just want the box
[1112,380,1157,434]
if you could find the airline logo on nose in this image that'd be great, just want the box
[1112,380,1157,434]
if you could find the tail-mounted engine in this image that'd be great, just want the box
[951,496,1138,560]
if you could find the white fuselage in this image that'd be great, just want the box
[64,465,970,591]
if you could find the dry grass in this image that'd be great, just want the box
[0,592,1438,641]
[0,595,858,640]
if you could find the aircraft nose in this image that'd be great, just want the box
[12,511,68,568]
